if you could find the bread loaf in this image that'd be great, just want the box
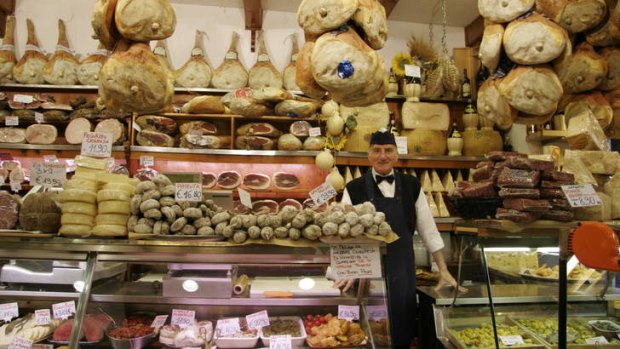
[503,13,568,65]
[554,42,608,93]
[114,0,176,41]
[351,0,387,50]
[600,46,620,91]
[479,24,504,73]
[498,65,563,116]
[477,78,516,130]
[297,0,359,35]
[401,102,450,131]
[478,0,535,23]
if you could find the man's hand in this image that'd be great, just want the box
[434,269,468,293]
[333,278,356,292]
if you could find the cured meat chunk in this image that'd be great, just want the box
[94,119,126,145]
[458,181,497,198]
[202,172,217,188]
[540,180,573,189]
[498,188,540,199]
[290,120,312,137]
[179,121,217,135]
[236,122,281,138]
[549,198,571,210]
[136,130,174,147]
[217,171,241,189]
[476,161,495,169]
[497,168,540,188]
[25,124,57,144]
[0,127,26,143]
[135,115,177,135]
[540,188,566,199]
[472,166,494,182]
[502,198,552,212]
[180,134,230,149]
[212,32,248,89]
[0,191,19,229]
[542,171,575,182]
[65,118,92,144]
[495,208,539,223]
[235,136,275,150]
[181,96,225,114]
[273,172,300,190]
[243,173,271,190]
[541,210,574,222]
[252,199,279,214]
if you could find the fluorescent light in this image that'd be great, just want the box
[182,280,199,293]
[298,277,315,290]
[73,281,85,292]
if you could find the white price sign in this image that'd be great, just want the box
[34,112,44,124]
[586,336,609,344]
[395,136,408,155]
[561,184,602,208]
[139,156,154,167]
[330,243,382,279]
[151,315,168,328]
[43,155,58,163]
[404,64,421,78]
[366,305,388,320]
[10,181,21,192]
[246,310,269,329]
[269,335,292,349]
[309,127,322,137]
[171,309,195,328]
[238,188,252,208]
[5,116,18,126]
[217,318,241,337]
[52,301,75,320]
[0,302,18,322]
[8,337,33,349]
[310,182,338,207]
[175,183,203,202]
[13,94,33,104]
[30,162,66,187]
[34,309,50,325]
[500,335,525,346]
[81,132,113,158]
[338,305,360,321]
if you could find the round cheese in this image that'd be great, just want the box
[61,213,95,225]
[97,189,130,203]
[64,178,98,192]
[91,224,127,236]
[62,202,97,216]
[102,182,135,196]
[95,213,129,226]
[60,189,97,204]
[98,200,131,214]
[59,224,92,237]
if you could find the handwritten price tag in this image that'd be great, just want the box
[139,156,154,167]
[81,132,113,158]
[151,315,168,328]
[366,305,388,320]
[338,305,359,321]
[171,309,194,328]
[30,162,66,188]
[238,188,252,208]
[0,302,18,322]
[330,243,382,279]
[13,94,33,104]
[270,335,292,349]
[34,309,50,325]
[395,136,408,155]
[175,183,202,202]
[5,116,18,126]
[310,182,338,207]
[34,112,44,124]
[404,64,421,78]
[500,335,525,346]
[8,337,33,349]
[586,336,609,344]
[217,318,241,337]
[246,310,269,329]
[52,301,75,320]
[561,184,602,208]
[309,127,322,137]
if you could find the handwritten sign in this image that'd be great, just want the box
[310,182,338,207]
[246,310,269,329]
[34,112,44,124]
[238,188,252,208]
[270,335,292,349]
[0,302,18,322]
[5,116,18,126]
[586,337,609,344]
[366,305,388,320]
[395,136,408,155]
[8,337,33,349]
[52,301,75,320]
[561,184,602,208]
[139,156,154,167]
[81,132,113,158]
[31,162,66,187]
[216,318,241,337]
[338,305,359,321]
[500,335,525,346]
[309,127,322,137]
[34,309,50,326]
[171,309,195,328]
[175,183,202,202]
[330,243,382,279]
[404,64,421,78]
[151,315,168,329]
[13,94,33,104]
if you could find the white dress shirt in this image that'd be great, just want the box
[341,169,445,254]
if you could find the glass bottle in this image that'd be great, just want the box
[462,99,479,131]
[461,69,471,99]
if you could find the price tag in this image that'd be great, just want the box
[500,335,525,346]
[338,305,360,321]
[171,309,195,328]
[5,116,18,126]
[140,156,154,167]
[269,335,292,349]
[65,159,75,167]
[246,310,269,329]
[175,183,203,202]
[586,336,609,344]
[34,309,51,325]
[225,52,238,60]
[404,64,421,78]
[238,188,252,208]
[52,301,75,320]
[395,136,408,155]
[258,54,270,62]
[30,162,66,188]
[366,305,388,320]
[10,181,21,192]
[309,127,322,137]
[330,243,382,279]
[8,337,33,349]
[151,315,168,328]
[309,182,338,207]
[13,94,33,104]
[0,302,18,322]
[0,175,4,184]
[216,318,241,337]
[34,112,44,124]
[561,184,602,208]
[81,132,113,158]
[43,155,58,163]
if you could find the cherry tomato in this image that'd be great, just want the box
[305,326,312,334]
[306,314,314,321]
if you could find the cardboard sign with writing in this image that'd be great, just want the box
[217,318,241,337]
[81,132,113,158]
[561,184,603,207]
[0,302,18,322]
[269,335,292,349]
[366,305,388,320]
[175,183,203,202]
[330,244,382,279]
[30,162,66,188]
[246,310,269,329]
[171,309,195,328]
[310,182,338,207]
[34,309,51,326]
[338,305,359,321]
[500,335,525,346]
[52,301,75,320]
[8,337,33,349]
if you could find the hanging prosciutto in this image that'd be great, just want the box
[212,32,248,89]
[174,30,212,88]
[248,31,282,89]
[43,19,80,85]
[0,16,16,83]
[13,19,47,84]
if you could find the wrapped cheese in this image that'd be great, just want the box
[297,0,359,35]
[498,65,563,116]
[503,13,568,65]
[477,78,516,130]
[401,102,449,131]
[479,23,503,73]
[0,15,16,83]
[554,42,608,93]
[536,0,607,33]
[565,101,610,151]
[478,0,535,23]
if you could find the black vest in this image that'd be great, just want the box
[345,171,421,234]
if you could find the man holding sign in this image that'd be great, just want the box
[335,130,465,348]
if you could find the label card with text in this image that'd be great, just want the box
[246,310,269,329]
[404,64,421,78]
[500,335,525,346]
[310,182,338,207]
[5,116,18,126]
[31,162,66,188]
[338,305,359,321]
[269,335,292,349]
[43,155,58,163]
[330,243,382,279]
[34,309,51,326]
[151,315,168,328]
[0,302,19,322]
[561,184,602,208]
[395,136,408,155]
[52,301,75,320]
[366,305,388,320]
[139,156,154,167]
[238,188,252,208]
[175,183,202,202]
[171,309,195,328]
[13,94,34,104]
[34,112,44,124]
[9,181,21,192]
[216,318,241,337]
[8,337,33,349]
[81,132,113,158]
[309,127,322,137]
[586,337,609,345]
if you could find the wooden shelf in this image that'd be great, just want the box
[0,144,126,158]
[386,95,472,103]
[233,188,310,200]
[160,113,320,122]
[526,129,566,142]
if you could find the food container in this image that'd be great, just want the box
[447,316,546,349]
[588,320,620,340]
[510,316,620,348]
[259,316,306,347]
[107,332,156,349]
[447,197,502,219]
[215,334,259,349]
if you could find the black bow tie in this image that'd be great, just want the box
[375,174,395,184]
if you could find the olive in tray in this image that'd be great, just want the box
[260,316,307,347]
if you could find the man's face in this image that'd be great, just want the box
[368,144,398,175]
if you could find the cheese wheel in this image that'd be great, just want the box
[60,189,97,204]
[98,200,131,214]
[62,202,97,216]
[61,213,95,225]
[59,224,92,237]
[64,178,98,192]
[91,224,127,236]
[95,213,129,226]
[97,189,130,202]
[102,182,135,196]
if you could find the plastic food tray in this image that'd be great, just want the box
[259,316,306,347]
[446,316,546,349]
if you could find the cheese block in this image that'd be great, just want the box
[569,92,614,129]
[401,102,449,131]
[503,13,568,65]
[554,42,608,94]
[426,192,439,217]
[98,200,131,214]
[479,24,504,73]
[75,155,108,170]
[61,213,95,225]
[431,170,444,192]
[478,0,535,23]
[605,89,620,139]
[74,167,102,179]
[97,189,130,202]
[565,102,610,150]
[435,192,450,217]
[420,170,432,193]
[62,202,97,216]
[498,65,563,116]
[401,129,447,156]
[91,224,127,236]
[353,166,362,179]
[477,78,516,130]
[340,102,390,128]
[561,150,598,185]
[60,189,97,204]
[64,178,98,192]
[564,150,620,174]
[442,171,455,193]
[604,173,620,219]
[59,224,92,237]
[575,192,612,221]
[97,172,131,185]
[344,166,353,184]
[102,182,135,196]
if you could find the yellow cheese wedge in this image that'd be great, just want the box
[60,189,97,204]
[431,170,445,192]
[98,200,131,214]
[91,224,127,236]
[75,155,109,170]
[62,202,97,216]
[421,170,432,193]
[435,192,450,218]
[97,189,130,203]
[72,170,98,181]
[442,171,455,192]
[59,224,92,237]
[61,213,95,225]
[75,166,105,177]
[95,214,129,226]
[102,182,135,196]
[344,166,353,184]
[426,192,439,217]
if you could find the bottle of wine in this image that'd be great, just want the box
[388,112,399,136]
[461,69,471,99]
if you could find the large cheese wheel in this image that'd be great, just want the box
[61,213,95,225]
[503,13,568,65]
[64,178,98,192]
[343,126,373,153]
[98,200,131,214]
[462,129,503,156]
[401,102,449,131]
[60,189,97,204]
[59,224,92,237]
[91,224,127,236]
[95,213,129,226]
[102,182,135,196]
[97,189,130,202]
[401,129,447,156]
[339,102,389,128]
[62,202,97,216]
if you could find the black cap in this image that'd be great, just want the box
[370,130,396,146]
